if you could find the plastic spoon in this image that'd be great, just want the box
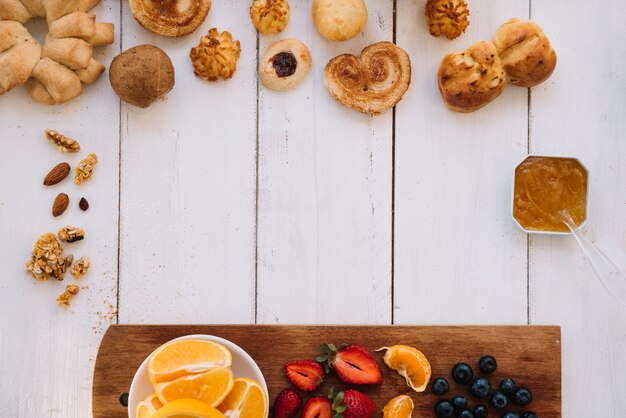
[559,209,626,306]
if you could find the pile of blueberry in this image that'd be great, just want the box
[432,355,537,418]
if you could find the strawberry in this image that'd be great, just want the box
[330,389,376,418]
[301,396,333,418]
[317,344,382,385]
[272,389,302,418]
[284,360,324,392]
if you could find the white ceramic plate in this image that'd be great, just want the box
[128,334,268,418]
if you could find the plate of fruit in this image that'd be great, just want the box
[128,334,268,418]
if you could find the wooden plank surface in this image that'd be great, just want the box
[93,325,561,417]
[528,0,626,416]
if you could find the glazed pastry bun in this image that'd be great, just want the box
[493,18,557,87]
[312,0,367,41]
[260,39,311,91]
[437,40,507,113]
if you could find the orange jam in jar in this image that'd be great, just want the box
[513,156,588,232]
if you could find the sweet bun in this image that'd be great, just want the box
[250,0,290,35]
[324,41,411,115]
[312,0,367,41]
[493,18,557,87]
[129,0,211,37]
[260,39,311,91]
[438,40,507,113]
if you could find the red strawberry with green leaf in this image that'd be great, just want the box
[301,396,333,418]
[272,389,302,418]
[284,360,324,392]
[329,388,375,418]
[317,344,382,385]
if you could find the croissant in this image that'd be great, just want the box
[20,0,45,17]
[74,57,104,84]
[0,0,33,23]
[42,36,93,69]
[48,11,96,40]
[27,57,83,104]
[0,21,41,95]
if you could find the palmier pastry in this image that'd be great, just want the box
[190,28,241,82]
[324,41,411,115]
[312,0,367,41]
[437,40,507,113]
[129,0,211,37]
[260,39,311,91]
[493,18,557,87]
[250,0,290,35]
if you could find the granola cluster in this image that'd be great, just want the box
[45,129,81,153]
[70,256,90,279]
[25,233,73,281]
[190,28,241,81]
[58,226,86,243]
[74,153,98,185]
[57,284,80,306]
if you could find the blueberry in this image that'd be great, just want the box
[501,413,520,418]
[432,377,450,395]
[452,395,468,410]
[474,404,488,418]
[452,363,474,384]
[478,355,497,374]
[514,387,533,406]
[490,391,508,409]
[458,410,475,418]
[435,399,454,418]
[521,413,538,418]
[499,378,517,394]
[470,377,492,399]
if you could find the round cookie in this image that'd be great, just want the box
[260,39,311,91]
[312,0,367,41]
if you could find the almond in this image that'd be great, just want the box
[52,193,69,217]
[44,162,71,186]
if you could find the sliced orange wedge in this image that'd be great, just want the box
[382,395,414,418]
[149,339,232,385]
[152,399,225,418]
[156,367,234,406]
[135,393,164,418]
[217,377,268,418]
[377,345,431,392]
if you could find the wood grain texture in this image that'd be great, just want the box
[0,3,120,417]
[528,0,626,416]
[93,325,561,417]
[256,0,393,324]
[118,1,257,324]
[393,0,530,325]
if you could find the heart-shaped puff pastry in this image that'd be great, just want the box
[324,41,411,115]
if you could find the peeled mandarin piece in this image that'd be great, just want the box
[149,339,232,384]
[382,395,414,418]
[377,345,432,392]
[136,393,164,418]
[218,378,268,418]
[156,367,234,407]
[152,399,225,418]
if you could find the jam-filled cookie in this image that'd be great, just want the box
[259,39,311,91]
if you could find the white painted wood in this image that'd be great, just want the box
[394,0,530,324]
[118,1,257,324]
[529,1,626,416]
[0,2,120,417]
[256,0,393,324]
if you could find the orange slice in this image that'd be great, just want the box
[156,367,234,406]
[382,395,414,418]
[149,339,232,385]
[152,399,225,418]
[217,378,268,418]
[135,393,164,418]
[376,345,431,392]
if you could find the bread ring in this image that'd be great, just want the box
[260,39,311,91]
[129,0,212,37]
[324,41,412,115]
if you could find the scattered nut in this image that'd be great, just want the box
[79,197,89,211]
[52,193,70,217]
[45,129,81,153]
[58,226,85,243]
[25,233,72,281]
[71,256,90,279]
[43,162,71,186]
[75,153,98,185]
[56,284,80,306]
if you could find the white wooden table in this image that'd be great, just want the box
[1,0,625,416]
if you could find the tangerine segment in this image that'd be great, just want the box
[149,340,232,384]
[377,345,432,392]
[218,378,268,418]
[136,393,164,418]
[152,399,225,418]
[156,367,234,407]
[382,395,414,418]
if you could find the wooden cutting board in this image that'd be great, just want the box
[93,325,561,417]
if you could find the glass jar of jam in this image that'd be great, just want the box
[513,156,588,233]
